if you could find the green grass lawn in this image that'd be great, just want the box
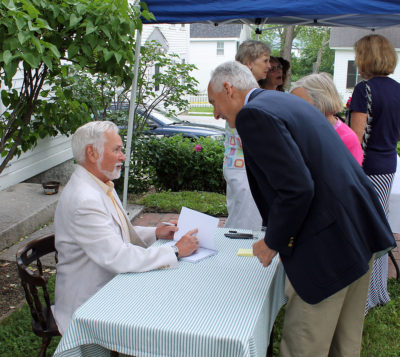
[188,106,213,116]
[2,191,399,356]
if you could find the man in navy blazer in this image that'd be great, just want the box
[208,61,395,357]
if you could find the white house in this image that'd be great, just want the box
[330,27,400,104]
[189,23,251,93]
[142,23,190,60]
[0,68,74,190]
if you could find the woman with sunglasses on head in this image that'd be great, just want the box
[259,56,291,92]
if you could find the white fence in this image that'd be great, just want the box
[189,94,212,108]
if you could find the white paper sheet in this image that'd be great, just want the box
[165,207,219,262]
[174,207,219,250]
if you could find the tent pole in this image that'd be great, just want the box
[123,29,142,209]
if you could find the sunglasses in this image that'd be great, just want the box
[269,64,283,73]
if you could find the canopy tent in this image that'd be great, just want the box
[143,0,400,30]
[122,0,400,207]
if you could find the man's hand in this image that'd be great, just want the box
[155,220,178,240]
[253,239,277,267]
[175,229,199,258]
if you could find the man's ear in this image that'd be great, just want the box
[223,82,233,97]
[86,144,99,164]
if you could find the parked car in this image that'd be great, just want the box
[138,108,225,139]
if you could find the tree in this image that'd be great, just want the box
[0,0,152,174]
[131,41,199,134]
[291,27,334,81]
[51,41,199,138]
[257,25,334,84]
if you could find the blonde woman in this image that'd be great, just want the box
[290,72,363,165]
[348,34,400,314]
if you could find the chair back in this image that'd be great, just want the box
[16,234,59,335]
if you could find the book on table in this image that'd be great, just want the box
[165,206,219,263]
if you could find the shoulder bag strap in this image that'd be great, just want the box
[361,81,373,165]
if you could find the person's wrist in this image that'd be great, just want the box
[171,244,179,259]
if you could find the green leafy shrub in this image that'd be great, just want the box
[117,135,225,194]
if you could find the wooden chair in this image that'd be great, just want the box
[16,234,60,357]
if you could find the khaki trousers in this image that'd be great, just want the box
[280,259,373,357]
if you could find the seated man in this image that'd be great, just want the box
[54,121,199,334]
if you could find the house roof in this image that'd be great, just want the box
[145,27,169,51]
[190,23,242,38]
[330,27,400,49]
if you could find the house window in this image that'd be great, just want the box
[155,64,160,91]
[217,41,224,56]
[346,60,361,89]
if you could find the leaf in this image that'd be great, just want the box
[101,25,112,39]
[85,20,97,35]
[36,18,53,31]
[42,55,53,71]
[3,0,17,11]
[69,13,82,27]
[31,36,43,53]
[27,20,39,31]
[67,43,79,58]
[15,16,27,30]
[22,52,40,68]
[43,42,61,58]
[103,49,113,62]
[81,43,91,57]
[76,3,87,15]
[22,0,40,18]
[114,52,122,64]
[4,59,20,85]
[17,31,31,45]
[3,50,13,65]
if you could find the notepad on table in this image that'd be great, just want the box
[237,249,254,257]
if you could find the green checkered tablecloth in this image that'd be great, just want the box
[53,228,286,357]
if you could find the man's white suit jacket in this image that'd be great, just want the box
[54,165,177,334]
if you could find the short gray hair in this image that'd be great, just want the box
[290,73,342,116]
[72,121,119,164]
[210,61,259,92]
[235,40,271,64]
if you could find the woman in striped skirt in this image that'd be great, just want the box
[348,34,400,314]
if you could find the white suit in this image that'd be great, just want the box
[54,165,177,334]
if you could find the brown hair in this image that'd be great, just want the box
[258,56,291,92]
[235,40,271,65]
[354,34,397,79]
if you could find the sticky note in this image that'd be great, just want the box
[237,248,254,257]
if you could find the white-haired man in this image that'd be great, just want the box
[208,61,395,357]
[54,121,199,334]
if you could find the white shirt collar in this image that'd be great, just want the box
[244,88,258,105]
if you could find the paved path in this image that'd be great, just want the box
[132,212,226,228]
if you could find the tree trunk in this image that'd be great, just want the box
[281,25,296,84]
[312,30,329,73]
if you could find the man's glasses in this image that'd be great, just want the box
[269,64,283,73]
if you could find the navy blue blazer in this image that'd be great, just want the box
[236,89,395,304]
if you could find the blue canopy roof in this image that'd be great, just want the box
[144,0,400,29]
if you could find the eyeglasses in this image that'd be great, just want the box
[269,64,283,73]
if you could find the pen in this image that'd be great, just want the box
[224,233,254,239]
[162,221,176,226]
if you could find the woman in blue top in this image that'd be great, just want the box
[349,34,400,314]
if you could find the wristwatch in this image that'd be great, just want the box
[171,244,179,259]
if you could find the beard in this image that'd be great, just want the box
[97,161,123,181]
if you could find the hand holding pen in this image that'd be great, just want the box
[155,220,178,240]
